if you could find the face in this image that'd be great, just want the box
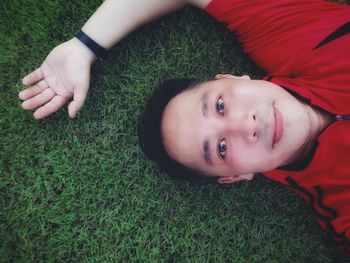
[161,75,314,184]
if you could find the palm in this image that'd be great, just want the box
[20,39,93,119]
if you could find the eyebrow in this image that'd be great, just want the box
[201,93,209,118]
[203,139,213,165]
[200,93,212,165]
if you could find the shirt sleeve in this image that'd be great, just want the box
[205,0,350,77]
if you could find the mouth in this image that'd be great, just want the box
[272,103,284,148]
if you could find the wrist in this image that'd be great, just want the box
[70,37,97,64]
[75,30,107,59]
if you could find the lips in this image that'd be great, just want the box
[273,105,284,147]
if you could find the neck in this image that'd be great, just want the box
[296,105,334,162]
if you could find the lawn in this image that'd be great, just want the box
[1,0,348,262]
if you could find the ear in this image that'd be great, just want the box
[214,74,251,80]
[217,173,254,184]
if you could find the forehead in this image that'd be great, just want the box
[160,79,239,160]
[160,80,231,168]
[160,85,203,165]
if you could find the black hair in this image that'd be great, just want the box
[137,78,217,182]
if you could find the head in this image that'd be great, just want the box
[138,74,316,183]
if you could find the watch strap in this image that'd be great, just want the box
[75,30,106,58]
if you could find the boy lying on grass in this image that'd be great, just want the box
[19,0,350,256]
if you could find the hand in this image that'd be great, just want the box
[19,38,96,119]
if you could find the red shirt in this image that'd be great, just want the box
[205,0,350,255]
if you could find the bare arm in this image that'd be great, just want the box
[83,0,187,50]
[20,0,212,119]
[77,0,212,51]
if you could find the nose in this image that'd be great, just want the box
[224,111,258,143]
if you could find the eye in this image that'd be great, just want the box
[216,96,224,115]
[218,138,227,159]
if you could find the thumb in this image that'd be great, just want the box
[68,84,89,118]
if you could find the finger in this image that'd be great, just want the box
[33,95,68,119]
[19,79,49,100]
[22,67,44,86]
[21,88,55,110]
[68,85,89,118]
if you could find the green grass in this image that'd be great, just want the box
[1,0,348,262]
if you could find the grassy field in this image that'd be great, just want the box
[1,0,349,262]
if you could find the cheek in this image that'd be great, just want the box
[231,89,262,108]
[228,142,253,168]
[230,141,276,172]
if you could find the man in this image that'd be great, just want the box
[19,0,350,256]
